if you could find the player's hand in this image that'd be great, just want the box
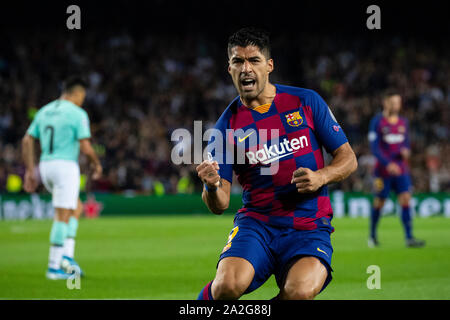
[91,163,103,180]
[291,167,325,193]
[23,169,38,193]
[400,148,410,160]
[387,162,401,176]
[196,160,220,189]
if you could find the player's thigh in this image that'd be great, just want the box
[279,256,328,300]
[52,160,80,210]
[393,175,412,205]
[374,176,391,201]
[274,228,333,297]
[39,161,54,193]
[215,218,275,295]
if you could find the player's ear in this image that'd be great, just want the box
[227,64,232,75]
[267,58,274,74]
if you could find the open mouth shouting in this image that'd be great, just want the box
[240,77,256,91]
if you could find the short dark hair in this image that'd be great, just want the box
[382,88,400,100]
[62,76,88,93]
[227,27,271,59]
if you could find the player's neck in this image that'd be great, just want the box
[241,83,276,109]
[59,94,80,107]
[383,110,399,124]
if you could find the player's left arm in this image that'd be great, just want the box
[80,139,102,180]
[400,118,411,161]
[292,143,357,193]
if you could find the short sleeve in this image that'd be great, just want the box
[76,111,91,140]
[309,91,348,153]
[26,113,40,138]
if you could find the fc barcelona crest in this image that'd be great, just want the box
[285,111,303,127]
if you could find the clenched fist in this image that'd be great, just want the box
[196,160,221,189]
[291,167,325,193]
[386,162,402,176]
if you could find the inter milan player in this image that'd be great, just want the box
[22,76,102,279]
[196,28,357,300]
[368,90,425,248]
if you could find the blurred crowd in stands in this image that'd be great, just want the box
[0,29,448,194]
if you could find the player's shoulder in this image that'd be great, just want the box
[275,84,324,103]
[399,115,409,125]
[215,96,240,129]
[39,100,58,111]
[62,101,88,118]
[370,112,383,124]
[275,84,328,109]
[33,100,58,118]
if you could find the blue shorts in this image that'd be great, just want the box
[373,174,412,199]
[218,215,333,295]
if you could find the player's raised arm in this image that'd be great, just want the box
[196,160,231,215]
[21,134,38,192]
[79,138,102,180]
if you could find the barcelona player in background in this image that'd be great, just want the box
[196,27,357,300]
[368,89,425,248]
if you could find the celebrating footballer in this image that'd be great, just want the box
[196,27,358,300]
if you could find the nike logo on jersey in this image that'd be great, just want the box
[238,131,255,143]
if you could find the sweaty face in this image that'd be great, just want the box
[228,45,273,102]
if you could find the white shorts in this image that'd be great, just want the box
[39,160,80,210]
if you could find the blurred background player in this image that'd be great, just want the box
[196,27,357,300]
[368,89,425,248]
[22,76,103,279]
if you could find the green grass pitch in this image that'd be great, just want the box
[0,214,449,299]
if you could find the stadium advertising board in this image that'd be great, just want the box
[0,192,449,220]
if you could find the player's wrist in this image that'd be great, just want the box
[25,166,34,172]
[204,183,218,192]
[316,168,328,187]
